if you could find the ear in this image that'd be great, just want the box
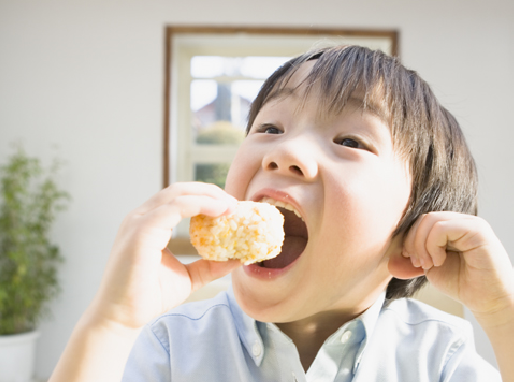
[388,250,425,279]
[387,235,425,280]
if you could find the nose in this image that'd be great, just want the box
[262,139,318,180]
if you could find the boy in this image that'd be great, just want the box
[50,46,513,381]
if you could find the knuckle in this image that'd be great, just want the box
[476,217,492,232]
[433,219,447,231]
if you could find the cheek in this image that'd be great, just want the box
[224,144,259,199]
[322,168,409,245]
[224,163,247,199]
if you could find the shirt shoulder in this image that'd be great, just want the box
[123,291,258,381]
[380,297,475,363]
[147,291,235,353]
[383,297,473,335]
[356,297,500,381]
[153,290,233,323]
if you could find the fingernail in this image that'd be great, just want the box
[421,262,433,270]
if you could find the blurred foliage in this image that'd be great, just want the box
[195,163,231,189]
[0,147,70,335]
[196,120,244,145]
[195,121,243,189]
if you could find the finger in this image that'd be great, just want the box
[123,196,236,255]
[403,214,426,268]
[388,251,426,279]
[185,259,242,293]
[424,225,449,268]
[410,212,476,269]
[134,182,236,215]
[425,218,467,268]
[425,216,497,269]
[412,214,435,269]
[139,195,235,233]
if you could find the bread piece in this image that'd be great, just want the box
[189,201,285,265]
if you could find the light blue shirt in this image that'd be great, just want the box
[122,288,500,381]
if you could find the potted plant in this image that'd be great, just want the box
[0,147,69,382]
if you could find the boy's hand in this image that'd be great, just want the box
[396,211,514,382]
[400,211,513,321]
[89,182,241,331]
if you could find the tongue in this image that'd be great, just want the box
[261,236,307,268]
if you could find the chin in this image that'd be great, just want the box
[231,275,303,323]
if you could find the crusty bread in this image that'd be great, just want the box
[189,201,285,265]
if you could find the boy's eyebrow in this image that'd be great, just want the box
[346,97,390,124]
[265,87,297,104]
[265,88,390,124]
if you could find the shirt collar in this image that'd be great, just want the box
[226,286,265,366]
[352,291,386,373]
[312,291,384,375]
[358,291,386,344]
[227,286,386,370]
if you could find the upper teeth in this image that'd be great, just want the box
[260,197,304,221]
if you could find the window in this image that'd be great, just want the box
[182,54,291,189]
[164,26,398,249]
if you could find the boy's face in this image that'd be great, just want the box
[225,62,411,323]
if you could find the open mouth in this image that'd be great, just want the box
[256,198,308,269]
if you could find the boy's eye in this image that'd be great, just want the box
[264,127,281,134]
[335,137,366,149]
[256,124,282,134]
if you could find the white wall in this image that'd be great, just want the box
[0,0,512,379]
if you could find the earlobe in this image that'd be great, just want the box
[388,252,425,280]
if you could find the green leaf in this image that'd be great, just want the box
[0,146,69,334]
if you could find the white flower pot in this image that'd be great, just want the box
[0,331,40,382]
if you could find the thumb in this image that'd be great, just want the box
[185,259,242,293]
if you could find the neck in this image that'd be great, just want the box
[274,286,388,372]
[276,309,363,372]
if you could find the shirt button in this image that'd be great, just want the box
[253,341,262,357]
[341,331,352,343]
